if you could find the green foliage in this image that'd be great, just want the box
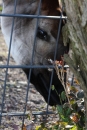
[35,82,85,130]
[51,85,55,91]
[61,91,67,101]
[35,123,48,130]
[0,6,2,11]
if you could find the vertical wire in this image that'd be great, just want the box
[46,0,65,114]
[21,0,42,129]
[0,0,17,125]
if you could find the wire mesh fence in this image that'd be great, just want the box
[0,0,67,129]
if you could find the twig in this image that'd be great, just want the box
[55,64,72,109]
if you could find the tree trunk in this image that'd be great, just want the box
[61,0,87,128]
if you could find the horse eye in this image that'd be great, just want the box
[37,27,50,41]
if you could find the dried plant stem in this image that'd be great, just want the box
[55,64,71,108]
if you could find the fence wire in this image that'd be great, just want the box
[0,0,67,129]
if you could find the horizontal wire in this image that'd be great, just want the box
[0,65,54,69]
[0,13,67,19]
[0,111,54,117]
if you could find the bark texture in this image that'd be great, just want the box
[61,0,87,128]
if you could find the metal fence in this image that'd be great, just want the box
[0,0,67,129]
